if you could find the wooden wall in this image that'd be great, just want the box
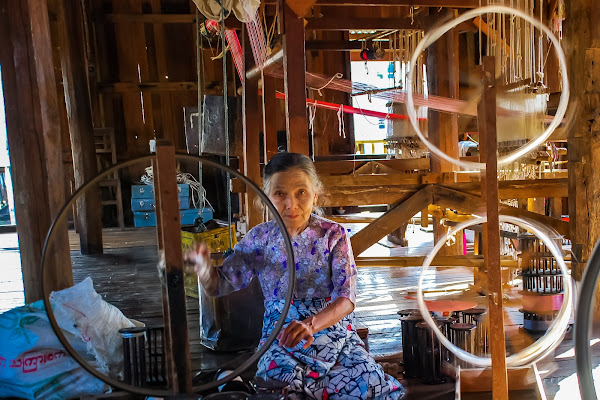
[93,0,205,159]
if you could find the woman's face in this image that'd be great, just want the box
[268,168,318,234]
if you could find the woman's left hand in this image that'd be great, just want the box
[277,317,315,349]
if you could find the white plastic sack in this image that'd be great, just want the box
[0,277,138,399]
[192,0,260,23]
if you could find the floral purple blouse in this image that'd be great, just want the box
[215,214,357,304]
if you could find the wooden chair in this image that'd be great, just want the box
[94,128,124,229]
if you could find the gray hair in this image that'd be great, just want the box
[255,152,324,216]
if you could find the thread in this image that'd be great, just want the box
[405,5,569,170]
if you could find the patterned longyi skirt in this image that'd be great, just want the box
[256,298,405,400]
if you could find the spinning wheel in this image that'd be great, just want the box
[575,242,600,400]
[41,151,296,397]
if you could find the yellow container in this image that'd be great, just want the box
[181,224,237,299]
[181,224,237,253]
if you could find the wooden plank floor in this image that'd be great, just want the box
[0,223,595,398]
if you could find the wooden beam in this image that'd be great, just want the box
[306,40,363,51]
[314,158,431,175]
[322,177,568,207]
[433,185,569,238]
[281,0,309,155]
[350,186,434,256]
[267,0,484,7]
[0,0,73,302]
[99,81,200,93]
[286,0,318,18]
[322,173,566,196]
[306,17,425,31]
[466,178,568,199]
[316,0,483,6]
[322,174,424,187]
[57,0,103,255]
[103,13,242,29]
[235,171,568,207]
[105,13,195,23]
[322,186,420,207]
[243,27,263,229]
[154,143,192,393]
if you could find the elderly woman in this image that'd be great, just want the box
[187,152,405,400]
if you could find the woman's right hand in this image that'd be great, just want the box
[183,242,217,294]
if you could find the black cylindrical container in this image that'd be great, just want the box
[120,327,147,387]
[448,322,476,368]
[401,314,424,378]
[119,325,166,388]
[397,308,422,318]
[435,315,456,362]
[460,307,487,324]
[416,321,445,384]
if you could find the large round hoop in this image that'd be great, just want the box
[416,215,571,367]
[406,5,569,170]
[575,241,600,400]
[41,154,296,396]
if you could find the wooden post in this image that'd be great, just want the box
[549,197,563,219]
[421,207,429,228]
[0,0,73,302]
[154,143,192,393]
[478,56,509,399]
[427,9,463,256]
[262,74,279,162]
[527,197,546,215]
[280,0,309,155]
[243,27,263,229]
[57,0,103,255]
[151,154,174,389]
[564,0,600,286]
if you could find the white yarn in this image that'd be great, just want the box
[405,5,570,170]
[139,166,214,212]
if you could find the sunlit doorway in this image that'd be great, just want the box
[0,67,14,227]
[0,65,24,312]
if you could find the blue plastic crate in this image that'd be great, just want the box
[131,195,190,212]
[181,208,213,226]
[131,183,190,199]
[133,207,213,228]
